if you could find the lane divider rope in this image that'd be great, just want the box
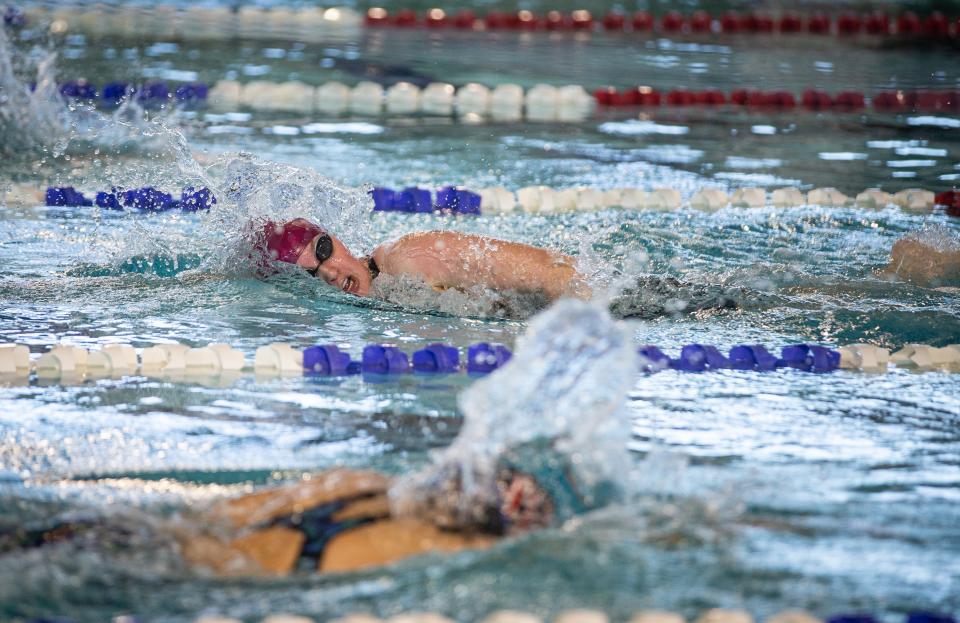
[37,185,960,216]
[51,79,960,118]
[363,8,960,39]
[23,609,958,623]
[12,5,960,40]
[2,340,958,382]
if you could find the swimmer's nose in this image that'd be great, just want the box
[316,263,340,285]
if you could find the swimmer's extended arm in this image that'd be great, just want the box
[377,231,591,301]
[178,469,495,576]
[882,238,960,286]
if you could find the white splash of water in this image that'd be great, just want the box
[196,153,375,275]
[0,27,68,155]
[390,299,637,524]
[370,272,550,320]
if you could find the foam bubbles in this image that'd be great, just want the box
[390,300,635,525]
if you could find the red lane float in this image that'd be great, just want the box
[594,87,958,112]
[935,191,960,217]
[865,12,891,34]
[362,8,960,37]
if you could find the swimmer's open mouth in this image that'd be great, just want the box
[342,276,357,294]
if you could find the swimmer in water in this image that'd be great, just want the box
[260,218,592,301]
[2,440,612,576]
[182,441,603,575]
[881,233,960,286]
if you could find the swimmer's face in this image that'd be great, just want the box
[296,233,373,296]
[497,472,555,533]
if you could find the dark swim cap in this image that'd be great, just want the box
[261,219,324,264]
[497,439,620,525]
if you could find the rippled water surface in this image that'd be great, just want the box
[1,6,959,623]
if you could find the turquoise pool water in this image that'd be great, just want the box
[1,6,959,622]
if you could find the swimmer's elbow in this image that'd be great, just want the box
[547,268,592,302]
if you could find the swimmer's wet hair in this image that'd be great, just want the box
[392,461,507,535]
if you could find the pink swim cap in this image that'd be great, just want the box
[261,219,323,264]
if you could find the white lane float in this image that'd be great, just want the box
[525,84,560,122]
[553,187,580,212]
[421,83,456,116]
[558,85,594,121]
[185,344,246,373]
[837,344,890,371]
[765,611,824,623]
[35,351,74,378]
[806,187,850,207]
[455,83,492,117]
[629,612,687,623]
[103,344,138,373]
[730,187,767,208]
[241,80,278,111]
[350,82,385,115]
[0,344,30,376]
[516,186,557,214]
[262,615,317,623]
[694,609,755,623]
[855,188,893,209]
[387,614,455,623]
[490,84,525,121]
[618,188,648,210]
[159,343,190,371]
[643,188,682,210]
[386,82,421,115]
[690,188,729,212]
[478,187,517,213]
[208,80,243,112]
[481,612,543,623]
[771,187,805,207]
[329,616,384,623]
[316,81,351,115]
[575,187,605,212]
[271,81,315,114]
[139,345,170,371]
[555,610,609,623]
[254,343,304,374]
[893,188,935,212]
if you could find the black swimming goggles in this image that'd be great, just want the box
[306,233,334,277]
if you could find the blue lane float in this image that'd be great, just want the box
[362,345,410,374]
[467,342,512,373]
[46,186,217,211]
[728,344,780,371]
[370,186,482,215]
[45,186,92,207]
[301,342,508,377]
[304,344,354,376]
[54,80,209,108]
[640,342,842,374]
[412,343,461,373]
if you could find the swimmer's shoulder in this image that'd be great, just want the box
[374,231,472,266]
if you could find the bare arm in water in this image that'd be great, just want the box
[881,237,960,286]
[178,469,498,576]
[373,231,591,301]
